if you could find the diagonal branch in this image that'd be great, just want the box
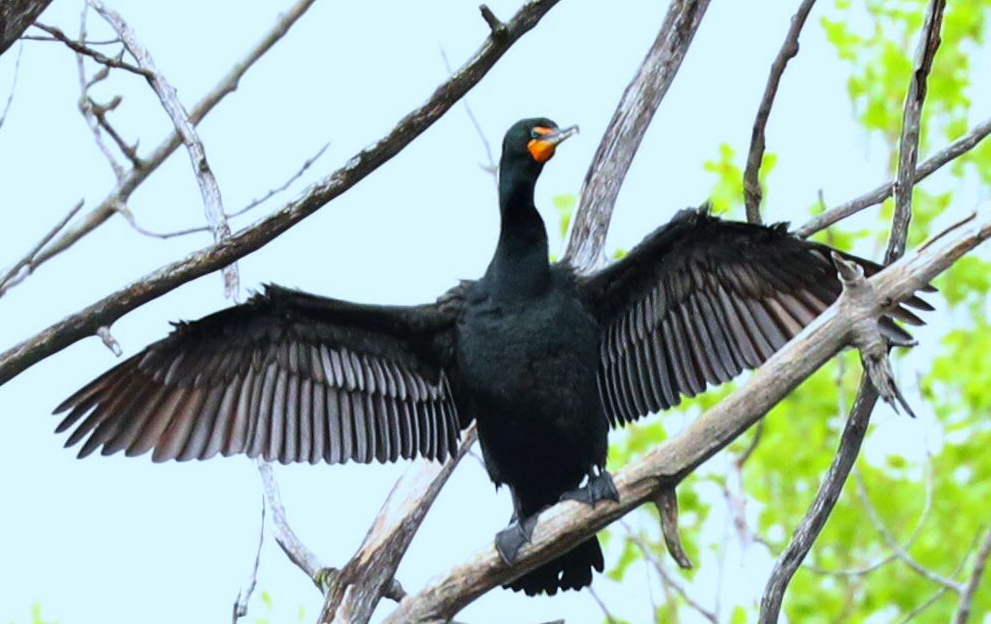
[380,204,991,624]
[563,0,710,270]
[743,0,816,223]
[953,525,991,624]
[33,22,150,76]
[2,0,320,299]
[88,0,239,298]
[0,0,563,388]
[794,115,991,239]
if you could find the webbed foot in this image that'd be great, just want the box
[495,513,539,565]
[560,470,620,507]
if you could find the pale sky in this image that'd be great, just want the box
[1,2,988,624]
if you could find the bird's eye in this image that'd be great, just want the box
[530,129,541,139]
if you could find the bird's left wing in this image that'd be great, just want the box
[53,283,468,464]
[578,208,933,427]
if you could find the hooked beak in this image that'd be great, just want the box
[528,124,579,163]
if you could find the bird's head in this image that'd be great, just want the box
[500,118,579,172]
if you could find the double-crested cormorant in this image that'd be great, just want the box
[54,117,931,596]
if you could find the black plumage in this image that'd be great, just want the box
[54,117,931,596]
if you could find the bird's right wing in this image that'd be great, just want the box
[54,283,468,465]
[578,208,933,427]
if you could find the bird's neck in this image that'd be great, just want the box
[486,164,550,297]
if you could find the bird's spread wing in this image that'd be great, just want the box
[578,208,933,427]
[54,284,467,464]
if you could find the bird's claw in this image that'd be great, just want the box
[560,470,620,508]
[495,513,539,565]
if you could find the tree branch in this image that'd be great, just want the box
[0,200,85,297]
[88,0,239,297]
[32,22,150,76]
[793,114,991,239]
[0,0,562,388]
[0,0,54,56]
[380,204,991,624]
[2,0,321,298]
[743,0,816,223]
[952,525,991,624]
[563,0,710,270]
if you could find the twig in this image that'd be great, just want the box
[380,207,991,624]
[32,22,150,77]
[0,42,23,132]
[587,586,620,624]
[232,495,265,624]
[743,0,816,223]
[564,0,711,270]
[19,34,119,45]
[257,461,325,584]
[758,377,879,623]
[0,199,85,297]
[0,0,563,387]
[440,48,497,181]
[794,116,991,239]
[88,0,239,298]
[854,469,963,591]
[952,525,991,624]
[623,522,718,624]
[887,0,946,263]
[895,530,984,624]
[3,0,320,300]
[89,95,143,169]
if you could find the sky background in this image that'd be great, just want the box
[0,1,988,623]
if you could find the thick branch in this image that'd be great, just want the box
[563,0,710,270]
[381,205,991,624]
[0,0,562,387]
[0,0,54,55]
[88,0,238,296]
[743,0,816,223]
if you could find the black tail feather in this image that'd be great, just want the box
[504,536,604,596]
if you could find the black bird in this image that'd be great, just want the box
[54,118,931,596]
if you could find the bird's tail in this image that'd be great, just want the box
[504,535,604,596]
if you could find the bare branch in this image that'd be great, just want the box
[743,0,816,223]
[0,199,85,297]
[229,141,332,219]
[758,377,878,623]
[257,460,325,585]
[0,42,23,132]
[0,0,55,56]
[5,0,320,298]
[232,496,265,624]
[318,427,477,624]
[440,47,497,181]
[794,114,991,239]
[952,525,991,624]
[654,488,693,569]
[887,0,945,263]
[624,524,717,624]
[0,0,562,388]
[379,206,991,624]
[564,0,710,270]
[33,22,150,76]
[855,469,963,591]
[88,0,239,297]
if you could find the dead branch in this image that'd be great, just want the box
[3,0,320,298]
[887,0,945,262]
[232,495,265,624]
[743,0,816,223]
[319,427,478,624]
[0,0,55,56]
[564,0,710,270]
[0,42,23,132]
[0,0,563,388]
[33,22,150,76]
[0,199,85,297]
[794,116,991,239]
[758,378,878,623]
[952,525,991,624]
[88,0,239,297]
[380,205,991,624]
